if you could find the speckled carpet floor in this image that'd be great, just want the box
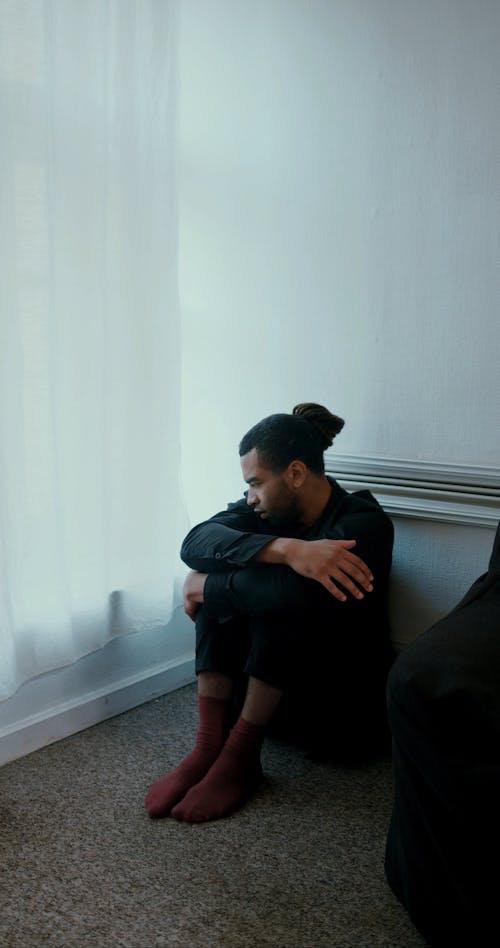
[0,683,427,948]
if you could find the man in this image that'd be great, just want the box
[146,403,394,823]
[385,519,500,947]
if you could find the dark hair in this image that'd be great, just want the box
[238,402,344,475]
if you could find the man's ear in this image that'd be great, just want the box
[286,459,308,488]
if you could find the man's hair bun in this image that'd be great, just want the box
[292,403,344,451]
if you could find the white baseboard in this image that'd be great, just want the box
[0,653,195,767]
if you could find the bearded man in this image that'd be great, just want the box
[146,403,394,823]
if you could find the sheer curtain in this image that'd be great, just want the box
[0,0,185,699]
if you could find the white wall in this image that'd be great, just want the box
[179,0,500,523]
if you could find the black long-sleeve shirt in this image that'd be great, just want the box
[181,478,394,630]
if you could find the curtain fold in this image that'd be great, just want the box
[0,0,185,699]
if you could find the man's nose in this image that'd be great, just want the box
[247,487,258,506]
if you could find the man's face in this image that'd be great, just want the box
[240,448,301,528]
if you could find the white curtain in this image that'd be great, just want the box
[0,0,185,699]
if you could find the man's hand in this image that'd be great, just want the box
[183,570,208,621]
[287,538,373,601]
[255,537,373,602]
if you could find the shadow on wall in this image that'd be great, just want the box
[388,517,496,651]
[389,573,443,650]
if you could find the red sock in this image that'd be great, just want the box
[145,695,230,818]
[171,717,265,823]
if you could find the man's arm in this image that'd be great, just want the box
[180,501,278,572]
[184,563,319,622]
[182,501,374,598]
[253,537,373,602]
[181,493,392,620]
[183,537,375,622]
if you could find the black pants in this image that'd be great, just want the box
[195,603,392,759]
[195,606,306,690]
[385,587,500,947]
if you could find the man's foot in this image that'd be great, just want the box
[145,695,229,817]
[171,717,264,823]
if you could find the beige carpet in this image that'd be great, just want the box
[0,683,427,947]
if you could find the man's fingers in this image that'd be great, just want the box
[323,564,374,600]
[343,550,373,578]
[339,553,373,587]
[322,577,348,602]
[333,572,366,600]
[343,564,374,591]
[323,557,373,590]
[323,574,364,601]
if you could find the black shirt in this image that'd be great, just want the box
[181,477,394,626]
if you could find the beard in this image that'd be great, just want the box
[266,493,303,533]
